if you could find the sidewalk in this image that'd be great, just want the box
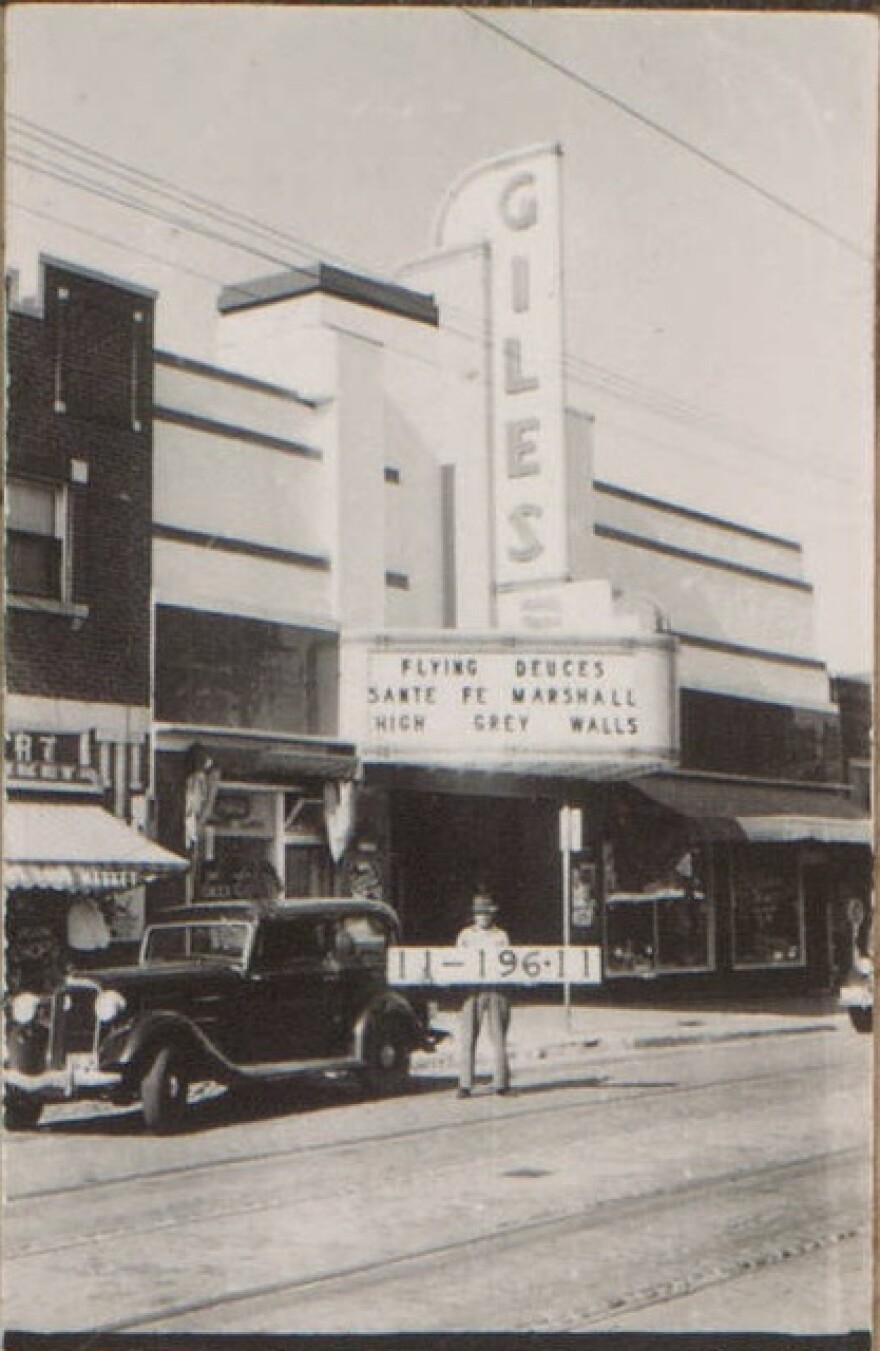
[415,994,845,1074]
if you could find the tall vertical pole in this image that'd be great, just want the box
[562,825,572,1028]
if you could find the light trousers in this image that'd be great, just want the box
[459,990,511,1091]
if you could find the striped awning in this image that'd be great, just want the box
[4,801,188,893]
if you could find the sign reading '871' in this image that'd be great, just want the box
[387,946,602,987]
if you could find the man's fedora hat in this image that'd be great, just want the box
[472,893,498,916]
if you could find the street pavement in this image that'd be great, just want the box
[415,993,846,1076]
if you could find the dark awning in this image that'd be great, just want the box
[4,801,188,892]
[629,773,872,847]
[155,725,359,783]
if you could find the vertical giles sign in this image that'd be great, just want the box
[435,144,568,591]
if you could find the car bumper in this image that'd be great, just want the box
[839,984,873,1011]
[5,1061,123,1101]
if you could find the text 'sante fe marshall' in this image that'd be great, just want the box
[4,898,443,1133]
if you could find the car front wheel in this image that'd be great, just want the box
[141,1046,190,1134]
[848,1006,873,1034]
[363,1023,412,1096]
[4,1090,43,1132]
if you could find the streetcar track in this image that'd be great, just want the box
[528,1224,868,1331]
[88,1144,867,1333]
[6,1044,848,1205]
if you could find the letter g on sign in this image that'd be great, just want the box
[499,173,538,231]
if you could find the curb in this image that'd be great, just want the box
[415,1019,839,1072]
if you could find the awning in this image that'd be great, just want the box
[155,724,359,782]
[4,801,189,893]
[629,773,872,847]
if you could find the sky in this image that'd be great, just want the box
[6,5,877,675]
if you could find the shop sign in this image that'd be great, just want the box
[436,144,568,589]
[4,731,101,787]
[341,634,678,768]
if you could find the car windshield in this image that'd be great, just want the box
[142,922,251,966]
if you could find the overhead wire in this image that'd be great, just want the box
[9,115,869,476]
[9,113,395,283]
[7,120,868,494]
[458,7,875,266]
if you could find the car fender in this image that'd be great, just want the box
[99,1011,239,1084]
[353,990,427,1059]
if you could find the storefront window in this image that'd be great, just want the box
[605,899,656,975]
[604,842,713,977]
[155,607,337,735]
[732,847,804,969]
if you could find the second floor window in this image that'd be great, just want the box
[7,479,67,601]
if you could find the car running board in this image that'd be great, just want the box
[233,1056,361,1080]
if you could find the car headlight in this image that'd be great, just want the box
[855,955,874,978]
[95,989,127,1023]
[10,992,40,1025]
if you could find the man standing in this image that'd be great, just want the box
[456,889,512,1098]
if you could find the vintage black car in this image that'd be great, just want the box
[4,898,440,1133]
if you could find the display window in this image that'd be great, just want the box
[198,787,333,900]
[605,897,656,975]
[603,843,714,977]
[731,847,804,969]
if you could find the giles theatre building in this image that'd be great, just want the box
[7,146,871,994]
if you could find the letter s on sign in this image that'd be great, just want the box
[499,173,538,231]
[508,504,544,562]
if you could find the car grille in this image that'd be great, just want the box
[48,983,100,1068]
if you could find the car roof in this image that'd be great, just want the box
[150,898,400,928]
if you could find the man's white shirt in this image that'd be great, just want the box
[456,923,509,952]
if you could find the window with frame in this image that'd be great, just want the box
[732,847,804,969]
[7,479,67,601]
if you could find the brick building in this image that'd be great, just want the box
[4,260,185,983]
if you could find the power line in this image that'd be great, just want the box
[9,114,393,285]
[8,122,868,492]
[459,8,875,266]
[11,115,870,465]
[8,149,301,273]
[8,199,242,291]
[10,195,867,518]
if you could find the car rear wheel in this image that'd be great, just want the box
[363,1023,412,1096]
[4,1091,43,1131]
[848,1006,873,1034]
[141,1046,190,1134]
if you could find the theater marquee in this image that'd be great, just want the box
[340,633,679,774]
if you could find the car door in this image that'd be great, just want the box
[242,917,334,1064]
[322,912,394,1055]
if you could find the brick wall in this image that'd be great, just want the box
[6,264,154,707]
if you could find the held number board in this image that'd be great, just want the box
[388,945,602,987]
[341,634,677,769]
